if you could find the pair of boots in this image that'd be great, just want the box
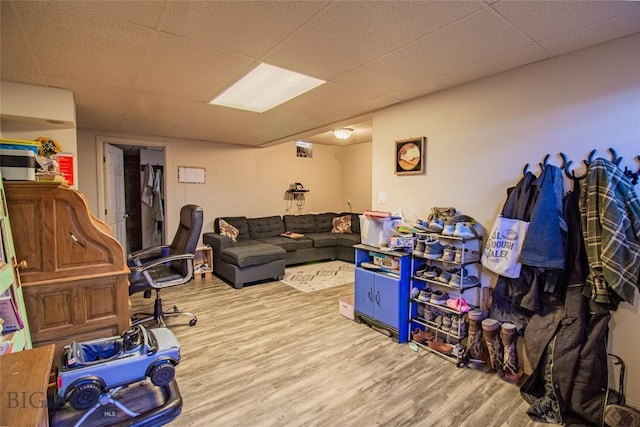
[466,311,519,382]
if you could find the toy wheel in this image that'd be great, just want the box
[68,382,102,410]
[189,317,197,326]
[150,362,175,386]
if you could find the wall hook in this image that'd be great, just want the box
[608,147,623,167]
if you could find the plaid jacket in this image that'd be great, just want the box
[579,158,640,305]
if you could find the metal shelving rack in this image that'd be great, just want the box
[408,232,483,366]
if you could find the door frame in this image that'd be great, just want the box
[95,136,167,245]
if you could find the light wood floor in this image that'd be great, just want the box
[129,275,550,427]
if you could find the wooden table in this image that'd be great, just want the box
[0,344,55,427]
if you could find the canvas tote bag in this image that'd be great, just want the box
[481,215,529,278]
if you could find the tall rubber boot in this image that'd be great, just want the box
[501,322,519,382]
[481,318,503,373]
[466,309,486,361]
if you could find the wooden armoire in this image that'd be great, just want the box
[4,181,130,364]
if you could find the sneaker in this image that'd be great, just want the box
[423,307,436,321]
[454,248,481,264]
[448,268,468,286]
[413,238,426,257]
[438,269,454,283]
[453,222,481,239]
[414,219,429,231]
[427,218,444,233]
[450,274,480,287]
[415,267,428,278]
[430,290,449,305]
[418,289,431,301]
[442,246,456,262]
[451,317,467,336]
[417,304,425,317]
[411,286,421,298]
[423,266,442,279]
[446,297,471,313]
[442,223,455,236]
[451,343,465,357]
[423,238,444,259]
[442,316,452,331]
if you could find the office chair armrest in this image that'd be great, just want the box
[128,245,170,262]
[133,253,195,272]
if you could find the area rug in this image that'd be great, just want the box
[281,260,354,293]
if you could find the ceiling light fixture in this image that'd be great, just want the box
[209,63,325,113]
[333,128,353,140]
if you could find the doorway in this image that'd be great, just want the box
[97,138,166,255]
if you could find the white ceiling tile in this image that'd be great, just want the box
[539,9,640,55]
[137,33,256,102]
[12,1,154,89]
[159,1,330,58]
[491,1,640,42]
[62,1,165,28]
[336,10,532,94]
[123,92,201,126]
[117,119,175,137]
[0,2,39,74]
[0,69,47,87]
[265,1,482,80]
[390,44,549,100]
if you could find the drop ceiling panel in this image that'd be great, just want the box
[0,3,39,74]
[123,92,201,126]
[11,1,154,89]
[492,1,640,42]
[0,69,47,87]
[137,32,256,102]
[62,0,165,28]
[117,119,176,137]
[336,10,532,95]
[159,1,329,58]
[390,44,549,100]
[264,1,482,81]
[538,9,640,55]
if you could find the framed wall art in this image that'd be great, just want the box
[395,137,426,175]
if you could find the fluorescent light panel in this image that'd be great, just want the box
[210,63,325,113]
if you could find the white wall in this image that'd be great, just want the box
[76,130,372,238]
[372,33,640,406]
[341,142,373,214]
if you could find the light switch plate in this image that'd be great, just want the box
[378,192,388,204]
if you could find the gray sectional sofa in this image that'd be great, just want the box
[202,212,361,289]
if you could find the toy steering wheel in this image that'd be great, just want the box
[122,325,143,350]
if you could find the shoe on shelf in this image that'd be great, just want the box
[414,219,429,231]
[450,316,468,336]
[438,269,454,283]
[454,248,481,264]
[442,223,455,236]
[442,246,456,262]
[427,218,444,233]
[442,316,452,332]
[423,238,444,259]
[448,268,468,286]
[417,304,425,318]
[411,286,421,299]
[450,274,480,287]
[428,340,454,354]
[446,297,471,313]
[453,222,481,239]
[430,290,449,305]
[423,266,442,279]
[413,238,426,257]
[451,343,465,357]
[418,289,432,302]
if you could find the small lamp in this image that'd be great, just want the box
[333,128,353,140]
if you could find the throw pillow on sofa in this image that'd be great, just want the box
[219,218,239,242]
[332,215,351,233]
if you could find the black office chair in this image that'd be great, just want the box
[128,204,203,327]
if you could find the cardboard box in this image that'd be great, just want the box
[339,295,354,320]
